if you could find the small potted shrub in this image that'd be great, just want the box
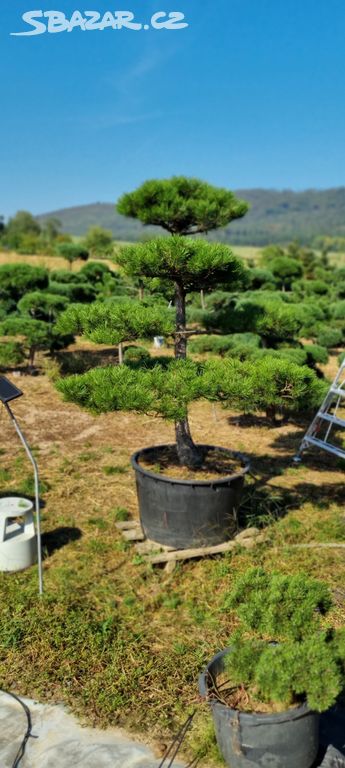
[199,568,345,768]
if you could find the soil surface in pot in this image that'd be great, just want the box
[139,446,244,481]
[209,671,302,715]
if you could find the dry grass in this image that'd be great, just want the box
[0,249,122,272]
[232,245,262,262]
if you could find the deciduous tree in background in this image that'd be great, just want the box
[4,211,41,250]
[84,226,114,258]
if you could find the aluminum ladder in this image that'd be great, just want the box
[294,358,345,462]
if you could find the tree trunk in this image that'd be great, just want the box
[138,281,144,301]
[174,282,203,467]
[200,289,206,310]
[174,282,187,360]
[118,342,123,365]
[175,417,204,468]
[29,346,36,371]
[266,405,277,424]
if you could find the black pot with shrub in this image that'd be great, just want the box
[199,568,345,768]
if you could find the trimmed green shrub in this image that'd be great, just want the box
[18,291,68,321]
[221,568,344,712]
[0,264,49,301]
[123,346,151,368]
[0,341,25,368]
[330,301,345,320]
[189,333,261,356]
[317,327,343,349]
[303,344,329,366]
[292,279,329,296]
[79,262,112,282]
[269,256,303,290]
[248,267,277,290]
[49,281,96,303]
[50,269,88,284]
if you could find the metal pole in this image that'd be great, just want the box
[4,402,43,596]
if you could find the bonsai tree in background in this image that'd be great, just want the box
[17,291,68,323]
[58,299,174,364]
[55,241,89,270]
[202,294,303,349]
[269,256,303,291]
[0,317,60,369]
[84,226,114,258]
[0,263,49,302]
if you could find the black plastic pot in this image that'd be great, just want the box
[199,649,320,768]
[131,444,249,549]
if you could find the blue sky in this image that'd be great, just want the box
[1,0,345,217]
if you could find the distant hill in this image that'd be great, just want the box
[37,188,345,245]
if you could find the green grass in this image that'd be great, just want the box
[102,465,128,476]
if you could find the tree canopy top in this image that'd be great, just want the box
[117,236,248,292]
[117,176,249,235]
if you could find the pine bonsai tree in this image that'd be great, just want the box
[18,291,68,322]
[116,178,250,466]
[116,238,248,464]
[0,317,58,368]
[55,242,89,269]
[57,178,326,469]
[57,179,250,468]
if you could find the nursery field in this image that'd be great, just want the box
[1,182,345,765]
[1,244,345,272]
[0,350,344,765]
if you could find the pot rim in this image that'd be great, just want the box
[199,649,316,724]
[131,444,250,487]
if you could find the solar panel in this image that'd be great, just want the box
[0,376,23,404]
